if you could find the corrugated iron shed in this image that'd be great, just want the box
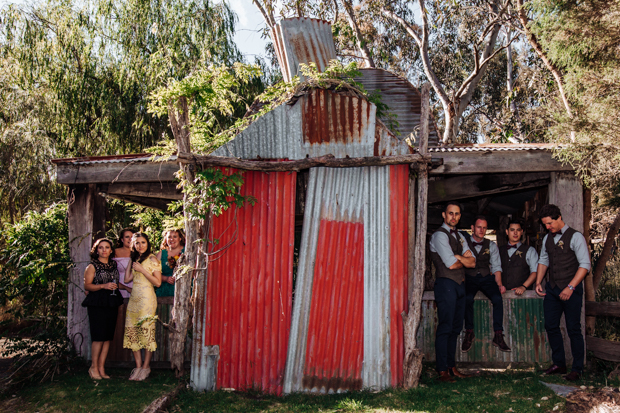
[272,17,337,83]
[355,68,440,147]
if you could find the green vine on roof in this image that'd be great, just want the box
[146,59,398,157]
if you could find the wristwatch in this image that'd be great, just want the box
[568,285,575,291]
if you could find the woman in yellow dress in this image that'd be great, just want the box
[123,232,161,381]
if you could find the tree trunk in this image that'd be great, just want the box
[168,96,197,377]
[592,210,620,293]
[506,30,524,142]
[341,0,375,68]
[403,84,430,388]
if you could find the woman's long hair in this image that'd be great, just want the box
[130,232,152,263]
[160,229,186,250]
[116,228,135,248]
[90,238,116,260]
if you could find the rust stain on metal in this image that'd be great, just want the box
[302,89,369,145]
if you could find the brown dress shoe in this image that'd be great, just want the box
[564,371,581,381]
[461,329,475,353]
[543,365,567,375]
[438,371,456,383]
[449,367,473,378]
[492,331,511,352]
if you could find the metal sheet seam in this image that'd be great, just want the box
[283,167,324,393]
[362,166,391,390]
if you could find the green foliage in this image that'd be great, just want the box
[0,202,70,325]
[178,168,257,221]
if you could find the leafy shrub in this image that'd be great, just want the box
[0,202,70,329]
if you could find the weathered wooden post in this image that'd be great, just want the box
[67,184,106,359]
[168,97,200,376]
[403,83,430,388]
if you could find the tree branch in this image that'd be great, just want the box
[516,0,573,120]
[340,0,375,67]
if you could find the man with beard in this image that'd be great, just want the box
[536,204,590,381]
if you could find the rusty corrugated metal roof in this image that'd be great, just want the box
[272,18,337,83]
[355,68,440,147]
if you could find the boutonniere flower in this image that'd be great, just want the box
[484,249,490,255]
[557,241,564,250]
[515,250,523,257]
[459,237,464,245]
[167,254,181,269]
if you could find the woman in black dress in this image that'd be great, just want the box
[83,238,124,379]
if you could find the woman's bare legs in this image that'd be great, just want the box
[97,341,111,378]
[90,342,103,379]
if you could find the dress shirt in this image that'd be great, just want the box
[538,225,591,271]
[430,223,473,268]
[506,241,539,274]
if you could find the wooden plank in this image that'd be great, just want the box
[106,194,173,211]
[67,184,105,359]
[56,161,179,184]
[179,152,432,171]
[430,151,574,175]
[105,182,183,200]
[586,336,620,362]
[585,301,620,318]
[428,172,550,203]
[549,171,584,231]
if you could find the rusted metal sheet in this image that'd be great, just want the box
[356,68,440,147]
[284,166,408,393]
[271,18,337,83]
[213,89,411,160]
[202,170,296,395]
[418,291,552,364]
[389,165,408,386]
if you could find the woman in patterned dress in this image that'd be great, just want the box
[123,232,161,381]
[83,238,123,380]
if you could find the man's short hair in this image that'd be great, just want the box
[508,219,524,230]
[444,202,462,213]
[539,204,562,221]
[473,215,487,225]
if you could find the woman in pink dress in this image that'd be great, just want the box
[114,228,134,298]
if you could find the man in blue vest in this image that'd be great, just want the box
[536,204,591,381]
[430,202,476,382]
[461,216,511,353]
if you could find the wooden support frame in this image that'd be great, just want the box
[67,184,106,359]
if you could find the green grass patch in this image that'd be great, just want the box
[3,367,619,413]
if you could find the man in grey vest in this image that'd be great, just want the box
[500,219,538,295]
[462,216,510,353]
[430,202,476,382]
[535,204,590,381]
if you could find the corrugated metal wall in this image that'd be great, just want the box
[202,170,297,395]
[418,291,551,364]
[212,90,412,160]
[284,166,408,393]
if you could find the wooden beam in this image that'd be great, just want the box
[549,171,584,231]
[56,161,179,184]
[586,336,620,362]
[178,152,432,171]
[428,172,551,203]
[67,184,105,359]
[104,182,182,200]
[430,151,574,175]
[585,301,620,318]
[106,194,173,211]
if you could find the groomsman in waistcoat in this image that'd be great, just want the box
[535,204,591,381]
[499,219,538,295]
[461,216,511,353]
[429,202,476,382]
